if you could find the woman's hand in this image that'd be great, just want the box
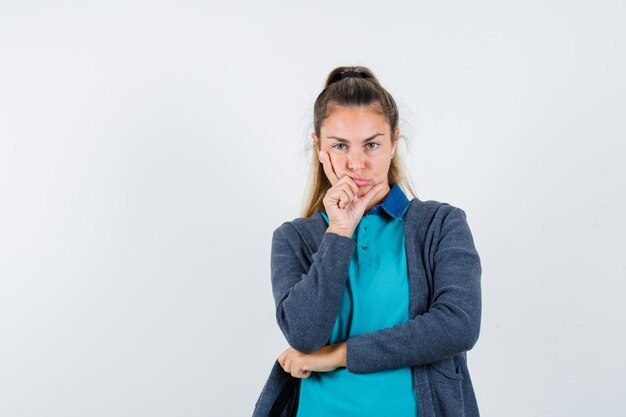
[318,150,386,237]
[277,342,347,379]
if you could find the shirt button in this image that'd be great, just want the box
[361,245,368,250]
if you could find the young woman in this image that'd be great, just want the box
[253,66,482,417]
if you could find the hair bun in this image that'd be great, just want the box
[329,70,371,85]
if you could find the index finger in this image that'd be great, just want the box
[319,150,340,185]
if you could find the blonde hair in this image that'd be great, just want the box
[301,65,418,218]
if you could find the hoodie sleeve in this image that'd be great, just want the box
[271,224,356,353]
[345,207,482,373]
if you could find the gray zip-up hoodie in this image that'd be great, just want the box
[252,196,482,417]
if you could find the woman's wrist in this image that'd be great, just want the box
[335,341,347,368]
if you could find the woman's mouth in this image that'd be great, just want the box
[352,178,370,186]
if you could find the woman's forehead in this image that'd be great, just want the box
[322,106,389,135]
[325,102,384,117]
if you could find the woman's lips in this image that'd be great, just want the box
[352,178,370,186]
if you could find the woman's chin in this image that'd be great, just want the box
[358,185,372,196]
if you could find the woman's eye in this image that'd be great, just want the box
[333,144,346,150]
[367,143,380,150]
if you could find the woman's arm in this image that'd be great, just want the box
[271,224,356,354]
[277,341,348,378]
[345,208,482,374]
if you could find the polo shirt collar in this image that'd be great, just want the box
[365,182,410,219]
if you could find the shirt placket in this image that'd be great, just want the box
[357,216,374,268]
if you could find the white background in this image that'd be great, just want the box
[1,1,624,416]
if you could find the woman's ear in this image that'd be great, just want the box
[391,128,399,157]
[312,132,319,149]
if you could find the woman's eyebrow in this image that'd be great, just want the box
[326,133,385,143]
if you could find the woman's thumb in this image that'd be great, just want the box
[362,182,387,202]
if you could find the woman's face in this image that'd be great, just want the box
[312,104,398,198]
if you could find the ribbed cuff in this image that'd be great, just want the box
[346,335,367,374]
[316,231,356,266]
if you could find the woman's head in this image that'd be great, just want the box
[302,66,417,217]
[314,105,397,199]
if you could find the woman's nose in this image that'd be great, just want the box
[347,151,365,171]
